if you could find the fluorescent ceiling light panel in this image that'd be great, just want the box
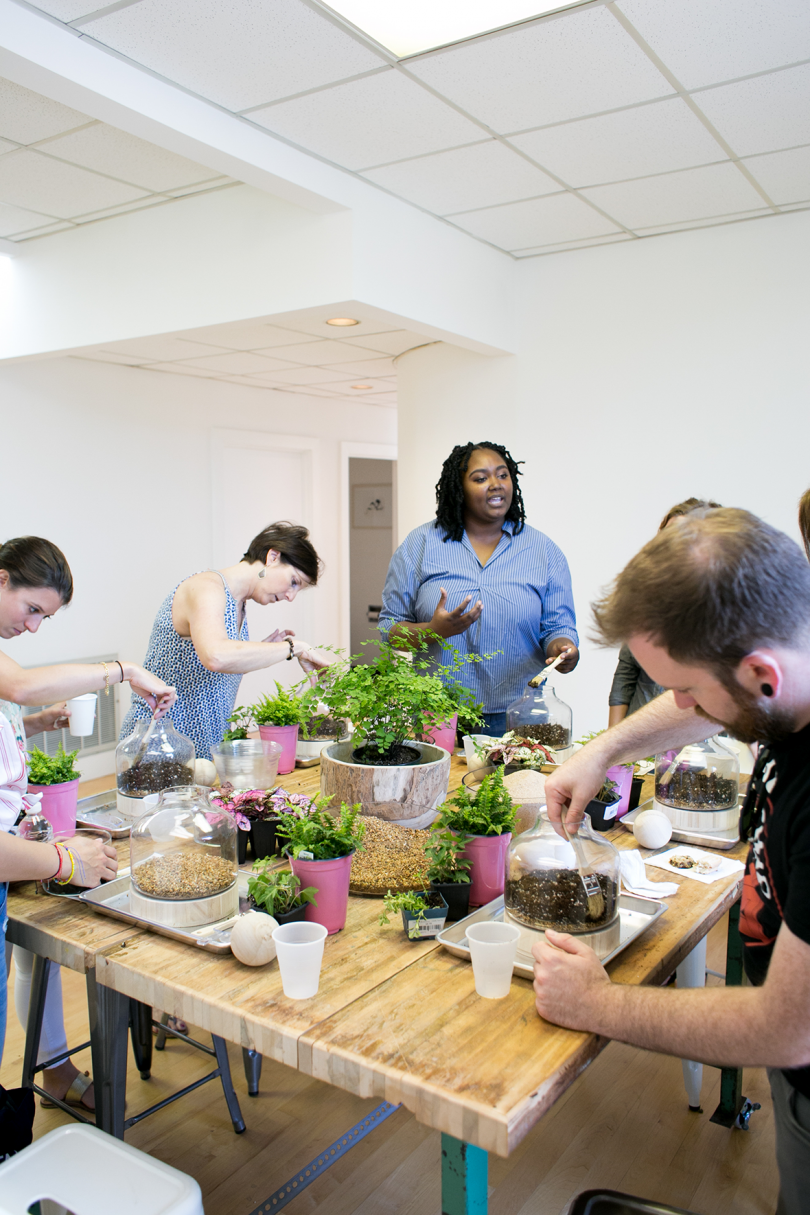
[323,1,586,57]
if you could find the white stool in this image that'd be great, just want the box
[0,1124,204,1215]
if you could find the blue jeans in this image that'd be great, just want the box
[480,712,507,736]
[0,883,7,1069]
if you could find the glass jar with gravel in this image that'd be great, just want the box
[130,786,237,902]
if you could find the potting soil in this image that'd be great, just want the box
[118,760,195,797]
[505,869,617,931]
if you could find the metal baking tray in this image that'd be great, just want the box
[43,868,254,954]
[438,893,667,980]
[622,798,741,850]
[75,790,131,839]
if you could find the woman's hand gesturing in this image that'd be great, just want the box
[429,587,483,638]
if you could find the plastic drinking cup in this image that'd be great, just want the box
[466,921,520,999]
[272,921,328,998]
[66,694,97,736]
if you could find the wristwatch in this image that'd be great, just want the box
[286,638,295,661]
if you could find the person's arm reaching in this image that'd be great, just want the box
[533,919,810,1070]
[0,651,175,715]
[544,690,720,832]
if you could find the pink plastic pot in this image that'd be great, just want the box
[288,852,353,934]
[605,764,635,822]
[258,724,299,775]
[29,779,80,835]
[420,713,458,755]
[460,832,512,907]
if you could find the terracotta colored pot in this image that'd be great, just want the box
[420,713,458,755]
[460,832,512,906]
[288,852,354,934]
[28,779,80,835]
[258,724,299,775]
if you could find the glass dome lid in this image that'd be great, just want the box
[654,738,740,812]
[116,718,196,813]
[505,680,572,751]
[130,786,237,903]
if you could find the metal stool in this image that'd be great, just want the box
[22,956,245,1137]
[153,1013,262,1096]
[570,1191,696,1214]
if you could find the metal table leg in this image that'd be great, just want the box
[129,999,153,1079]
[441,1134,488,1215]
[86,968,129,1138]
[21,955,51,1091]
[212,1036,246,1133]
[242,1047,262,1096]
[676,936,707,1110]
[710,899,753,1128]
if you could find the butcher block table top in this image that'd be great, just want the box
[83,757,747,1156]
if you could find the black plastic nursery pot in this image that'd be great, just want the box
[251,902,309,926]
[250,818,281,860]
[430,879,470,923]
[586,796,623,832]
[627,775,645,814]
[401,892,449,940]
[237,828,249,865]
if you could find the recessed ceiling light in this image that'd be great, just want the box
[323,1,586,58]
[326,317,360,326]
[351,383,374,390]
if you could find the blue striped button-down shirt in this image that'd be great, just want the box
[379,519,578,714]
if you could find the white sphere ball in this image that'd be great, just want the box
[230,911,279,966]
[195,758,218,786]
[633,810,673,850]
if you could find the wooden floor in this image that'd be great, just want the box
[0,915,778,1215]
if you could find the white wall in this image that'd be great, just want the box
[396,209,810,736]
[0,356,395,771]
[349,457,394,659]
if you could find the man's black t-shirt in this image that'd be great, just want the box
[739,720,810,1096]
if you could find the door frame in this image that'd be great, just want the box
[340,441,397,654]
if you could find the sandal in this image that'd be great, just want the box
[40,1071,93,1110]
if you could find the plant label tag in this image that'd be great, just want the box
[298,850,315,860]
[413,920,443,936]
[604,805,617,820]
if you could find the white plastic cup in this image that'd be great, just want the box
[466,921,521,999]
[66,694,97,737]
[272,921,328,999]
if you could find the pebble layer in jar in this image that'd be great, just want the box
[134,854,234,900]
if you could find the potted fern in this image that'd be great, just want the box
[247,864,317,925]
[279,799,365,934]
[251,683,307,776]
[437,768,517,906]
[379,889,449,940]
[27,743,82,834]
[424,827,471,922]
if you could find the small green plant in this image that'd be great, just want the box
[252,682,307,728]
[595,776,621,803]
[442,680,485,737]
[424,827,471,885]
[247,864,317,916]
[438,766,517,837]
[278,798,365,860]
[222,706,253,742]
[27,743,80,786]
[379,890,445,939]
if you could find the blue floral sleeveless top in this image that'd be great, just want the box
[120,571,248,761]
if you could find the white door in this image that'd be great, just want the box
[211,430,318,710]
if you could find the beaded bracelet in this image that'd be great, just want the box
[55,847,76,886]
[101,661,110,695]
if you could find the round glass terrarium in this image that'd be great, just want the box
[129,786,238,928]
[505,680,573,754]
[505,810,620,936]
[115,718,196,819]
[654,739,740,833]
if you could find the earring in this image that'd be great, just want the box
[761,683,774,697]
[258,569,266,579]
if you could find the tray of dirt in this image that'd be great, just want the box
[438,893,666,979]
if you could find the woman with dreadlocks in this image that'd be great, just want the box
[379,442,578,735]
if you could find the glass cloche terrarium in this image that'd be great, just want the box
[129,786,238,928]
[116,718,196,819]
[654,739,740,834]
[505,810,620,948]
[505,678,573,755]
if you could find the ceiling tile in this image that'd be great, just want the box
[261,312,399,339]
[513,232,634,257]
[177,321,318,349]
[263,340,385,365]
[264,366,351,385]
[163,179,233,197]
[320,357,396,376]
[83,0,385,112]
[13,221,75,239]
[407,7,672,134]
[0,150,148,218]
[137,361,217,378]
[342,330,431,355]
[28,1,103,18]
[0,199,58,237]
[743,145,810,205]
[580,162,767,229]
[509,98,725,187]
[633,209,772,235]
[362,140,559,213]
[91,335,233,361]
[694,64,810,157]
[0,138,20,157]
[318,377,396,395]
[449,192,620,251]
[43,124,221,192]
[179,351,301,374]
[76,350,149,366]
[0,77,91,145]
[616,0,810,91]
[250,72,484,170]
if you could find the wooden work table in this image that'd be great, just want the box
[7,758,748,1210]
